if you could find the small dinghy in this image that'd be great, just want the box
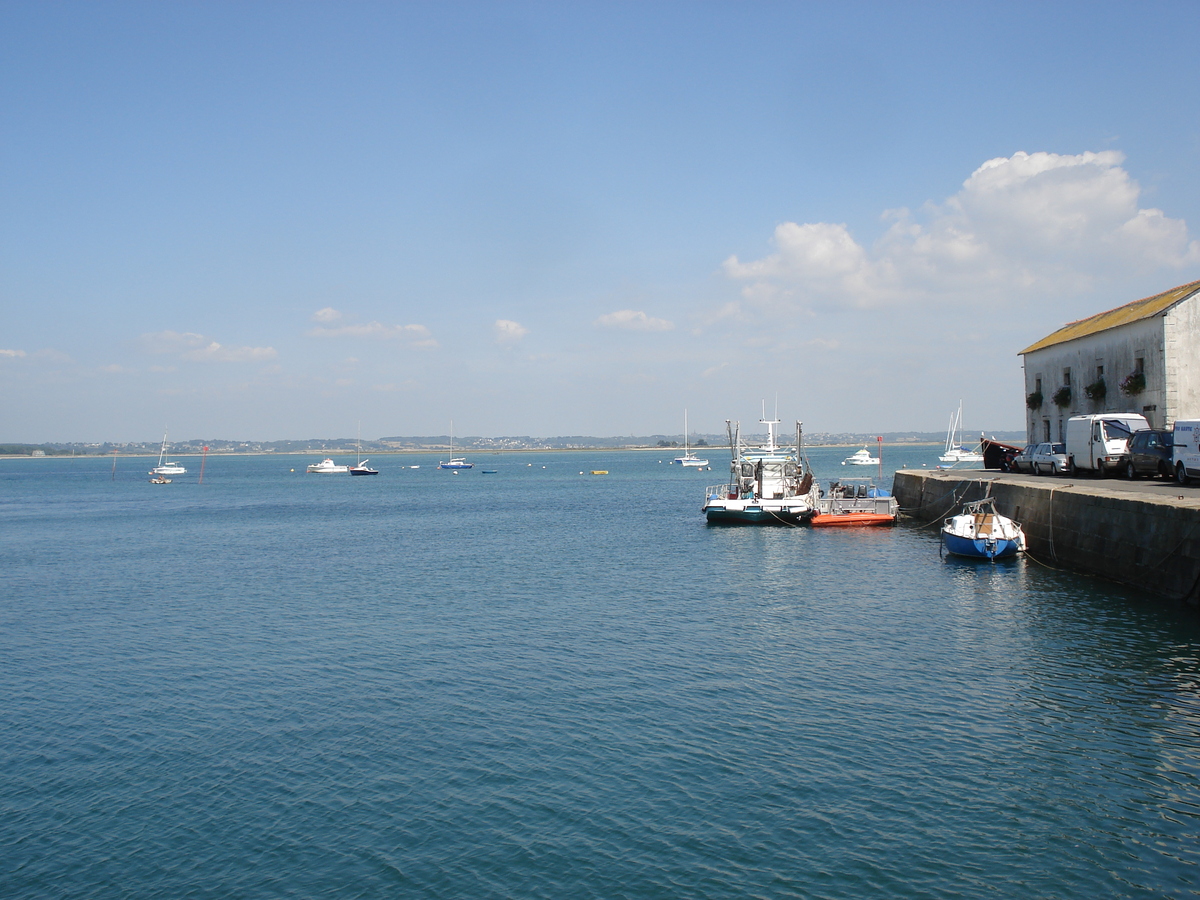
[941,497,1025,560]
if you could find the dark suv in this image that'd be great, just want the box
[1126,429,1174,480]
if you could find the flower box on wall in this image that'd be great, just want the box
[1052,386,1072,408]
[1084,379,1107,402]
[1026,391,1044,410]
[1120,372,1146,395]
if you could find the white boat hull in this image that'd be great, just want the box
[307,458,350,474]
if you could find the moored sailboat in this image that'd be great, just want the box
[673,410,708,467]
[149,431,187,476]
[939,401,984,464]
[439,421,473,469]
[941,497,1025,559]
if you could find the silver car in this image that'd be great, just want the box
[1028,441,1068,475]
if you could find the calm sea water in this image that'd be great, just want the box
[3,447,1200,899]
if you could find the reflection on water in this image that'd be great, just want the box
[1,451,1198,899]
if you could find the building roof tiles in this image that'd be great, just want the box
[1019,279,1200,356]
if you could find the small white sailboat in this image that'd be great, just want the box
[349,425,378,475]
[673,410,708,467]
[939,401,984,464]
[149,431,187,476]
[942,497,1025,560]
[842,446,880,466]
[439,421,473,469]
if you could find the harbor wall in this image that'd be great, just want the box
[893,470,1200,605]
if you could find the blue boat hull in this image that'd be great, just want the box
[942,532,1021,560]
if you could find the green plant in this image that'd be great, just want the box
[1052,386,1072,407]
[1026,390,1044,410]
[1120,371,1146,395]
[1084,378,1107,401]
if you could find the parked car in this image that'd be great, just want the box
[1010,445,1037,473]
[1125,429,1175,480]
[1012,442,1068,475]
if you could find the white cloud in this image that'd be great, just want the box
[140,331,207,354]
[595,309,675,332]
[493,319,529,344]
[182,342,278,363]
[307,321,438,347]
[723,150,1200,313]
[139,330,277,363]
[312,307,342,323]
[0,348,27,358]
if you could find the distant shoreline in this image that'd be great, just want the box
[0,442,948,460]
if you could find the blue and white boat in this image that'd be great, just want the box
[941,497,1026,560]
[702,408,818,525]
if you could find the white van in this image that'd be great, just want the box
[1065,413,1149,476]
[1173,420,1200,484]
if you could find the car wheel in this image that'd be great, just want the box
[1126,462,1136,480]
[1177,463,1191,486]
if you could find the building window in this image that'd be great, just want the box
[1135,356,1144,374]
[1096,363,1104,379]
[1035,376,1042,393]
[1063,368,1071,386]
[1043,420,1051,442]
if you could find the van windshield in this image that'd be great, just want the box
[1101,420,1134,439]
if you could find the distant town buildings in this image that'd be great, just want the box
[1019,279,1200,442]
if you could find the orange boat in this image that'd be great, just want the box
[811,511,895,527]
[811,478,898,526]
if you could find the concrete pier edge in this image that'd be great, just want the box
[893,469,1200,605]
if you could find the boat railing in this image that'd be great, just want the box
[705,483,738,500]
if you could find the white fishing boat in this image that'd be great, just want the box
[673,410,708,467]
[941,497,1025,560]
[149,475,172,484]
[306,458,350,474]
[939,401,984,464]
[842,446,880,466]
[439,421,473,470]
[148,432,187,476]
[701,406,818,525]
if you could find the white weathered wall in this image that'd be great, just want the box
[1022,316,1165,441]
[1165,292,1200,422]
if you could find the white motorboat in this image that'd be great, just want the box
[306,458,350,474]
[942,497,1026,560]
[149,431,187,476]
[673,410,709,467]
[939,401,984,464]
[701,406,818,525]
[842,446,880,466]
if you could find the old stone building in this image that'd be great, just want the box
[1019,279,1200,443]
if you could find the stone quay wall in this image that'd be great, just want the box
[893,470,1200,605]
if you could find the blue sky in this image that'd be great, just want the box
[3,1,1199,442]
